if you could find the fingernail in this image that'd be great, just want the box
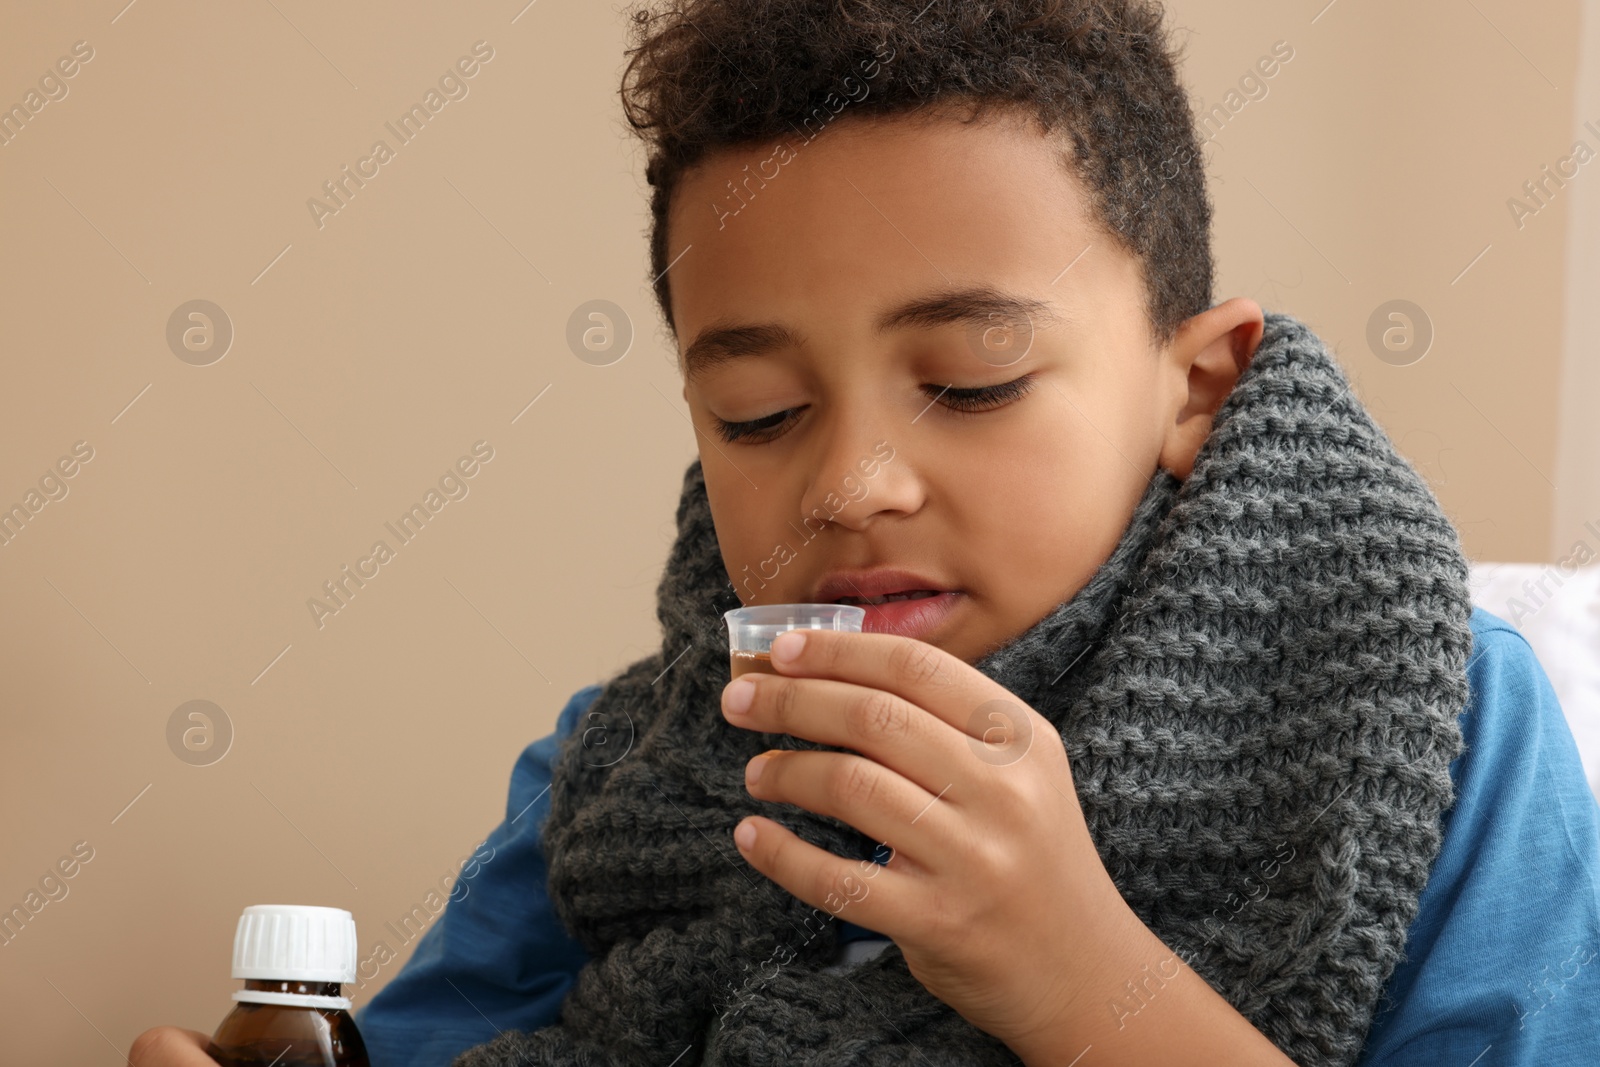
[772,630,806,664]
[724,677,755,715]
[734,820,757,851]
[746,754,766,786]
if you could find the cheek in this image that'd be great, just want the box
[711,494,761,565]
[710,481,800,595]
[966,454,1117,589]
[943,393,1155,628]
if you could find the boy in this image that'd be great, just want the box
[131,1,1600,1065]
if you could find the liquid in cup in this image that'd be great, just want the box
[730,649,778,678]
[724,604,866,679]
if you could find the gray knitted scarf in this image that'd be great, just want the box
[456,312,1474,1067]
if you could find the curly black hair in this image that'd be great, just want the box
[619,0,1214,350]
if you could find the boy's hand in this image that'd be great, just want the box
[127,1027,219,1066]
[719,627,1145,1052]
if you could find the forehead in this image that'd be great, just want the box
[664,107,1124,357]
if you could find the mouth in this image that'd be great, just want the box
[833,589,944,606]
[830,588,962,639]
[812,567,956,606]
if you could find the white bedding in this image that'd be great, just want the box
[1468,562,1600,803]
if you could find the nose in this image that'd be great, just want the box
[795,410,918,534]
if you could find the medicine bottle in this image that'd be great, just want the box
[208,904,370,1067]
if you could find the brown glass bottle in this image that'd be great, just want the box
[208,979,369,1067]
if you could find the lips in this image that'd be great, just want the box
[836,589,942,606]
[848,590,962,639]
[807,569,961,640]
[812,568,955,605]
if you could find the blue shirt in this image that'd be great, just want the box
[356,607,1600,1064]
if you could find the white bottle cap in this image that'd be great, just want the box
[231,904,358,983]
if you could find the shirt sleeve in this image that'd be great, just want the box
[1357,608,1600,1065]
[354,685,601,1067]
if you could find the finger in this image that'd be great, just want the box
[724,673,974,798]
[765,628,1032,747]
[128,1027,218,1066]
[745,748,954,864]
[733,812,905,935]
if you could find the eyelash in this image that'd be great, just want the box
[711,373,1039,444]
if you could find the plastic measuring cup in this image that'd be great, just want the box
[723,603,866,678]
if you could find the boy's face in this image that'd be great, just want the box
[668,106,1261,665]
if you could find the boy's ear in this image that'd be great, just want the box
[1156,297,1265,480]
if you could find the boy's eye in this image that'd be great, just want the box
[713,407,799,445]
[929,372,1039,416]
[711,372,1038,444]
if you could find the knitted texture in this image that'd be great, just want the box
[453,312,1474,1067]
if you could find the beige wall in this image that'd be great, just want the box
[1554,0,1600,558]
[0,0,1588,1062]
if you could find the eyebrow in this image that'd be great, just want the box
[680,285,1062,382]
